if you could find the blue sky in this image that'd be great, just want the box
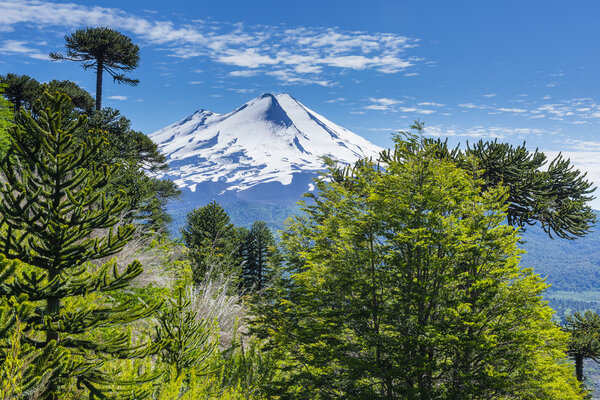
[3,1,600,206]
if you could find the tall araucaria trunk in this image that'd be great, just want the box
[96,58,103,111]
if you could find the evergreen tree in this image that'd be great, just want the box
[255,134,584,399]
[1,74,95,115]
[565,311,600,382]
[47,80,95,114]
[0,91,157,398]
[50,27,140,111]
[0,86,12,159]
[417,124,596,239]
[85,108,179,231]
[241,221,274,291]
[155,287,216,380]
[0,73,40,112]
[181,202,239,283]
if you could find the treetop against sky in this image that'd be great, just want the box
[2,0,600,207]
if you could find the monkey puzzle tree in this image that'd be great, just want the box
[0,73,41,112]
[414,122,596,240]
[565,311,600,383]
[50,27,140,111]
[241,221,274,292]
[0,91,156,398]
[181,201,239,284]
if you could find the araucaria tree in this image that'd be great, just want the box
[0,91,155,398]
[182,201,239,283]
[241,221,274,291]
[257,134,584,399]
[50,27,140,111]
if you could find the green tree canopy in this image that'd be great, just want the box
[181,201,239,284]
[410,123,596,239]
[50,27,140,111]
[255,134,584,399]
[565,311,600,383]
[240,221,274,292]
[0,86,12,159]
[0,91,157,398]
[0,73,40,112]
[1,74,94,115]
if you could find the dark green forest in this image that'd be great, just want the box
[1,27,600,400]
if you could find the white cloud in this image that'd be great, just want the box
[267,69,333,87]
[368,97,401,106]
[229,70,260,77]
[424,124,547,140]
[497,107,527,113]
[326,97,346,103]
[417,102,445,107]
[217,48,279,68]
[0,1,423,86]
[227,88,255,94]
[365,97,435,114]
[398,106,435,115]
[482,93,497,98]
[189,81,203,85]
[459,103,486,109]
[0,39,48,60]
[107,95,127,100]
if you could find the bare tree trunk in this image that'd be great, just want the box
[95,58,103,111]
[575,353,584,382]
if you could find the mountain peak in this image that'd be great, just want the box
[150,93,382,193]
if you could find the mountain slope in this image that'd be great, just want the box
[150,93,382,195]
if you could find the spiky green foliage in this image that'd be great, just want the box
[1,74,95,116]
[50,27,140,111]
[565,311,600,383]
[240,221,274,292]
[0,74,41,113]
[0,258,69,399]
[0,90,158,398]
[415,123,596,239]
[0,86,12,160]
[255,134,584,399]
[182,202,240,284]
[155,287,216,379]
[84,107,180,231]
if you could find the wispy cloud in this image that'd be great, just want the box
[417,101,445,107]
[424,124,548,140]
[0,1,422,86]
[365,97,437,114]
[229,70,260,77]
[0,39,48,60]
[107,95,127,100]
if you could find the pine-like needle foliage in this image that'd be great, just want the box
[182,201,239,284]
[0,91,157,399]
[155,287,216,379]
[240,221,274,292]
[50,27,139,111]
[565,311,600,382]
[416,124,596,239]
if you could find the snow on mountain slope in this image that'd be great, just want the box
[150,93,382,194]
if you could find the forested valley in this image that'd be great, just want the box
[1,27,600,400]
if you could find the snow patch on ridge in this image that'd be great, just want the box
[150,93,382,193]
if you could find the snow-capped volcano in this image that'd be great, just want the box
[150,93,382,196]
